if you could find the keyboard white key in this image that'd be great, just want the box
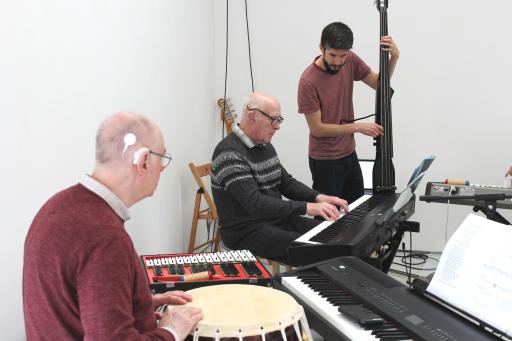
[294,194,372,245]
[145,259,154,267]
[281,276,378,340]
[168,257,176,265]
[161,258,169,265]
[196,254,206,263]
[154,258,162,266]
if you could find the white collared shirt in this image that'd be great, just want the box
[80,175,131,221]
[232,124,258,148]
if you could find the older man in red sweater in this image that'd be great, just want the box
[23,112,202,340]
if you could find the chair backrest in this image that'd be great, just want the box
[188,162,217,217]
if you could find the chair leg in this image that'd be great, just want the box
[271,260,280,275]
[213,222,221,252]
[188,192,202,253]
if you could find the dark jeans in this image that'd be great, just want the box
[309,151,364,204]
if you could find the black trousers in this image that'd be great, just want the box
[221,215,321,265]
[309,151,364,205]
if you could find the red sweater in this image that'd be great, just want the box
[23,184,173,341]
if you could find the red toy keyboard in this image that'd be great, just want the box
[141,250,272,293]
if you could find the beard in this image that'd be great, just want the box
[322,54,343,75]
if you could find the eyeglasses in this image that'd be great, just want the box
[149,150,173,168]
[247,106,284,126]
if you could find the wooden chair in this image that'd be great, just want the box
[188,162,292,274]
[188,162,221,253]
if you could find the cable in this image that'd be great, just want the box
[401,240,412,287]
[444,186,453,245]
[221,0,230,138]
[408,231,413,287]
[392,250,439,271]
[220,0,253,139]
[341,113,376,123]
[244,0,255,92]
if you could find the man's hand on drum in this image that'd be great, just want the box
[307,194,349,221]
[160,306,204,340]
[153,290,193,310]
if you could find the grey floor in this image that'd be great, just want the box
[388,250,441,285]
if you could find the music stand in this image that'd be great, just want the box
[365,156,436,273]
[376,171,426,227]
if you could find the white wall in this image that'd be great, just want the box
[213,0,512,251]
[0,1,217,339]
[2,0,512,339]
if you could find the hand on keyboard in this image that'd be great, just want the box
[307,202,341,221]
[315,194,349,214]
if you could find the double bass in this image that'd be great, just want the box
[372,0,396,193]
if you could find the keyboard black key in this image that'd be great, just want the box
[299,271,413,340]
[310,195,387,243]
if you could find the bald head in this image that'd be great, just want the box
[95,112,162,165]
[241,92,281,120]
[239,92,283,145]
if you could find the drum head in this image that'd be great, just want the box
[183,284,303,338]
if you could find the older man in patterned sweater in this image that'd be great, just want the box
[211,92,349,264]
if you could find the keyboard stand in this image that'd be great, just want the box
[420,193,512,225]
[472,199,511,225]
[363,220,420,273]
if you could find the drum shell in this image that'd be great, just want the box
[184,324,302,341]
[175,284,312,341]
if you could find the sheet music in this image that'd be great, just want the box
[427,214,512,337]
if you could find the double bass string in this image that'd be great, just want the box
[378,0,393,190]
[383,6,391,188]
[380,4,388,188]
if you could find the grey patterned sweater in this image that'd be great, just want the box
[211,133,320,230]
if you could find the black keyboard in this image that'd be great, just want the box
[298,270,413,340]
[310,195,387,243]
[275,257,500,341]
[288,193,415,266]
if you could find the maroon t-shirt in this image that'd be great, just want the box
[23,184,173,341]
[298,51,371,160]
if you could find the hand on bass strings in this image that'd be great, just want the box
[355,123,384,137]
[380,35,400,58]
